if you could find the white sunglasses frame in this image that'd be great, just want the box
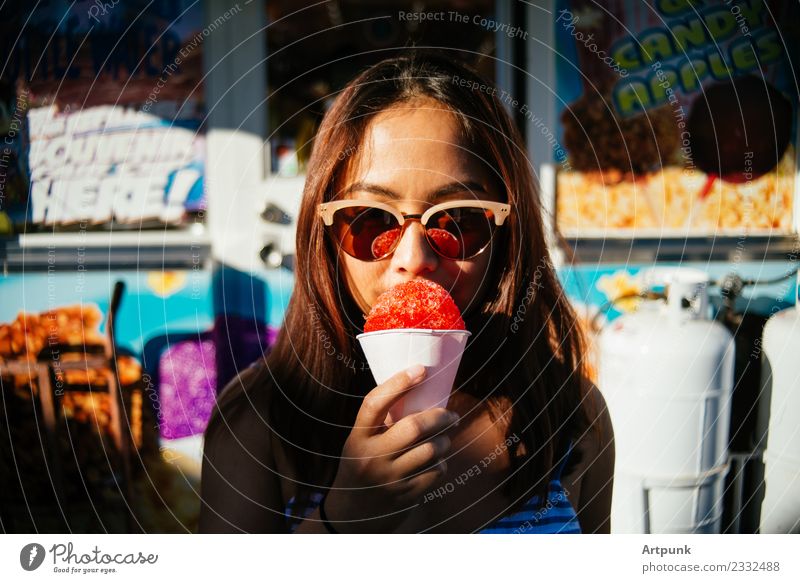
[318,199,511,261]
[318,199,511,227]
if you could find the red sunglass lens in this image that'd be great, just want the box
[371,227,402,258]
[332,206,400,260]
[427,228,461,258]
[427,208,496,259]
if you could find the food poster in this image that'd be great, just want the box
[0,1,206,232]
[554,0,799,237]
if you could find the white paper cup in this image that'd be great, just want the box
[357,328,471,424]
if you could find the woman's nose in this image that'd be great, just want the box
[390,220,439,275]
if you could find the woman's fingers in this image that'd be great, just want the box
[352,364,427,437]
[400,458,449,498]
[392,434,452,478]
[381,407,459,455]
[342,367,459,513]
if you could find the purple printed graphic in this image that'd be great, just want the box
[158,338,217,440]
[156,325,279,440]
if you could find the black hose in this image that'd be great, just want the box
[739,267,799,287]
[589,291,665,332]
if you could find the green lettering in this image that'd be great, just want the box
[612,39,643,71]
[656,0,697,16]
[754,30,782,64]
[707,50,732,78]
[651,68,679,102]
[730,39,759,71]
[639,31,675,64]
[679,58,708,92]
[671,18,708,52]
[704,8,737,41]
[739,0,766,29]
[614,80,651,116]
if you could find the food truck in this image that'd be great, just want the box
[1,0,797,533]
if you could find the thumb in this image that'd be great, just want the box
[352,364,426,436]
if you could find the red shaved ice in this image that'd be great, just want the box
[364,280,465,332]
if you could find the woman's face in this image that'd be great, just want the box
[334,98,505,317]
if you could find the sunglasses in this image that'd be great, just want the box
[319,199,510,261]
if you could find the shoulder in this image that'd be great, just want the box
[583,380,614,447]
[571,380,615,475]
[561,381,614,488]
[561,380,615,532]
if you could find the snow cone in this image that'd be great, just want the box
[357,279,471,423]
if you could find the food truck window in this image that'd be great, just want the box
[553,0,799,242]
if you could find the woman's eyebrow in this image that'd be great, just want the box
[433,181,488,198]
[341,180,487,200]
[341,182,398,198]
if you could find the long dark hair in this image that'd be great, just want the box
[207,50,593,517]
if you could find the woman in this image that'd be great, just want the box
[199,51,614,534]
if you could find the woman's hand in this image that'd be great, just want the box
[324,364,459,533]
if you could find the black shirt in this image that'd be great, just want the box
[199,364,289,533]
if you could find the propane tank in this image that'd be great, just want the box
[759,275,800,533]
[599,268,735,533]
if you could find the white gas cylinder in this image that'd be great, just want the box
[759,303,800,533]
[599,268,735,533]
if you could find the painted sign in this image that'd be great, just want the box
[555,0,799,237]
[0,1,207,230]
